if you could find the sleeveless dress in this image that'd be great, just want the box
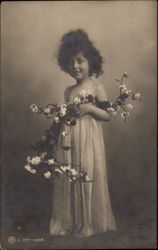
[49,84,116,237]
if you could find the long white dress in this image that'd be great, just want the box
[49,86,116,237]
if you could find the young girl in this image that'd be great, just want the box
[49,29,116,237]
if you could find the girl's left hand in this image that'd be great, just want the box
[79,103,92,117]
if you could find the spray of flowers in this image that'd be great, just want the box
[26,72,141,180]
[26,101,90,183]
[95,72,141,121]
[24,152,90,183]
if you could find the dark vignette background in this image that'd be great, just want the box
[1,1,157,249]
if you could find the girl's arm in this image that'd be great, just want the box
[79,82,111,122]
[64,86,73,102]
[89,103,111,121]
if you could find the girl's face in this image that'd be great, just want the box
[68,52,89,81]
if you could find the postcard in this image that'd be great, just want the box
[1,1,157,249]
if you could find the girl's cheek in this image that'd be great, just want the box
[67,66,72,74]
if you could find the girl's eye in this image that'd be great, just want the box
[68,57,85,66]
[77,59,82,63]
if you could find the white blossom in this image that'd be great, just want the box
[126,90,132,95]
[60,104,67,109]
[44,107,51,114]
[47,159,55,165]
[60,107,67,117]
[80,90,87,98]
[40,152,47,159]
[107,105,118,115]
[60,166,66,172]
[66,165,72,171]
[121,111,129,119]
[24,165,37,174]
[85,175,90,181]
[44,171,51,179]
[111,111,118,116]
[31,156,41,165]
[54,168,63,174]
[54,116,59,123]
[27,156,32,163]
[60,166,70,172]
[71,168,77,176]
[127,103,133,110]
[133,93,141,100]
[119,84,127,92]
[60,165,71,172]
[30,104,39,113]
[74,97,81,104]
[107,107,115,113]
[116,105,120,111]
[62,131,67,137]
[123,72,128,77]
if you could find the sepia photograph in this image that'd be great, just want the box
[1,1,157,249]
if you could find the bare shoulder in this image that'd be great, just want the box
[64,85,74,102]
[91,77,105,90]
[93,79,108,101]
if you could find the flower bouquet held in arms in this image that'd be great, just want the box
[25,72,141,181]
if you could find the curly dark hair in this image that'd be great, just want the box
[57,29,103,78]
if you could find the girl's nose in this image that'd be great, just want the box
[73,60,79,69]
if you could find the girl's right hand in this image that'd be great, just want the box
[78,103,92,117]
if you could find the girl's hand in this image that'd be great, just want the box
[78,103,92,117]
[79,102,111,121]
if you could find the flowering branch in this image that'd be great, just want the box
[24,152,92,183]
[25,72,141,181]
[96,72,142,121]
